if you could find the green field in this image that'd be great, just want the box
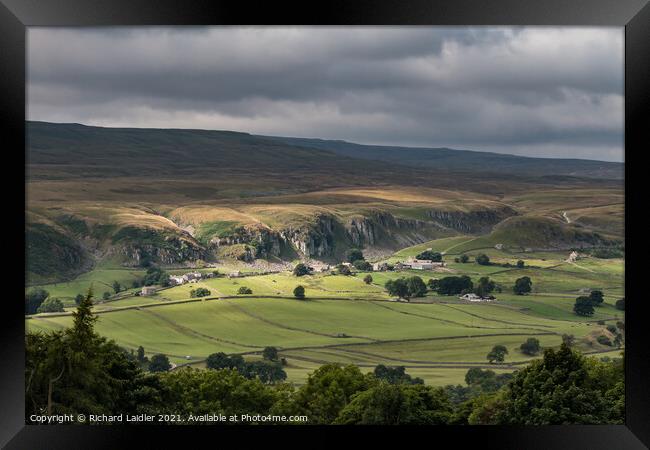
[27,240,624,385]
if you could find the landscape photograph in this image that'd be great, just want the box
[25,26,625,425]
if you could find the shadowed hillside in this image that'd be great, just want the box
[264,136,623,180]
[26,122,624,283]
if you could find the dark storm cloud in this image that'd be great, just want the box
[27,26,623,161]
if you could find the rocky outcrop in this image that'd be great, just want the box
[426,206,517,234]
[209,224,283,259]
[110,226,207,266]
[280,214,337,258]
[345,212,434,247]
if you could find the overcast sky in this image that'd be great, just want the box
[27,27,623,162]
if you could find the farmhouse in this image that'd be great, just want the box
[169,275,186,286]
[141,286,156,296]
[311,262,331,272]
[372,262,390,272]
[228,270,242,278]
[459,293,495,302]
[410,261,434,270]
[394,262,411,270]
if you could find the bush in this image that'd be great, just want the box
[142,266,170,286]
[262,346,279,361]
[476,254,490,266]
[190,287,211,298]
[513,276,532,295]
[346,248,364,263]
[353,260,373,271]
[385,278,410,300]
[519,338,541,356]
[589,290,604,307]
[406,276,427,297]
[437,276,473,295]
[102,292,111,300]
[459,254,469,263]
[149,354,172,372]
[574,296,595,316]
[25,288,50,314]
[606,325,617,334]
[363,274,373,285]
[415,250,442,262]
[487,345,508,363]
[36,297,65,313]
[373,365,423,385]
[205,352,245,370]
[294,285,306,299]
[241,360,287,384]
[237,286,253,295]
[597,335,612,346]
[516,260,525,268]
[615,298,625,311]
[293,263,312,277]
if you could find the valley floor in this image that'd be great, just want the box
[26,238,625,386]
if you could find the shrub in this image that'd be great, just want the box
[415,250,442,262]
[487,345,508,363]
[36,297,65,313]
[615,298,625,311]
[25,289,50,315]
[262,346,279,361]
[353,260,373,271]
[346,248,364,263]
[363,274,373,284]
[574,296,595,316]
[294,285,306,299]
[406,276,427,297]
[476,254,490,266]
[597,335,612,346]
[437,276,473,296]
[293,263,312,277]
[149,354,172,372]
[520,338,541,356]
[589,290,604,307]
[190,287,211,298]
[513,277,532,295]
[237,286,253,295]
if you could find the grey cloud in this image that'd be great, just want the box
[27,26,623,161]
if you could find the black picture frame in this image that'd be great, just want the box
[2,0,649,447]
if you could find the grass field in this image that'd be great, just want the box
[27,238,624,385]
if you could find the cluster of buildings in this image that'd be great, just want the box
[397,258,445,271]
[169,271,207,286]
[459,293,496,302]
[370,257,445,272]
